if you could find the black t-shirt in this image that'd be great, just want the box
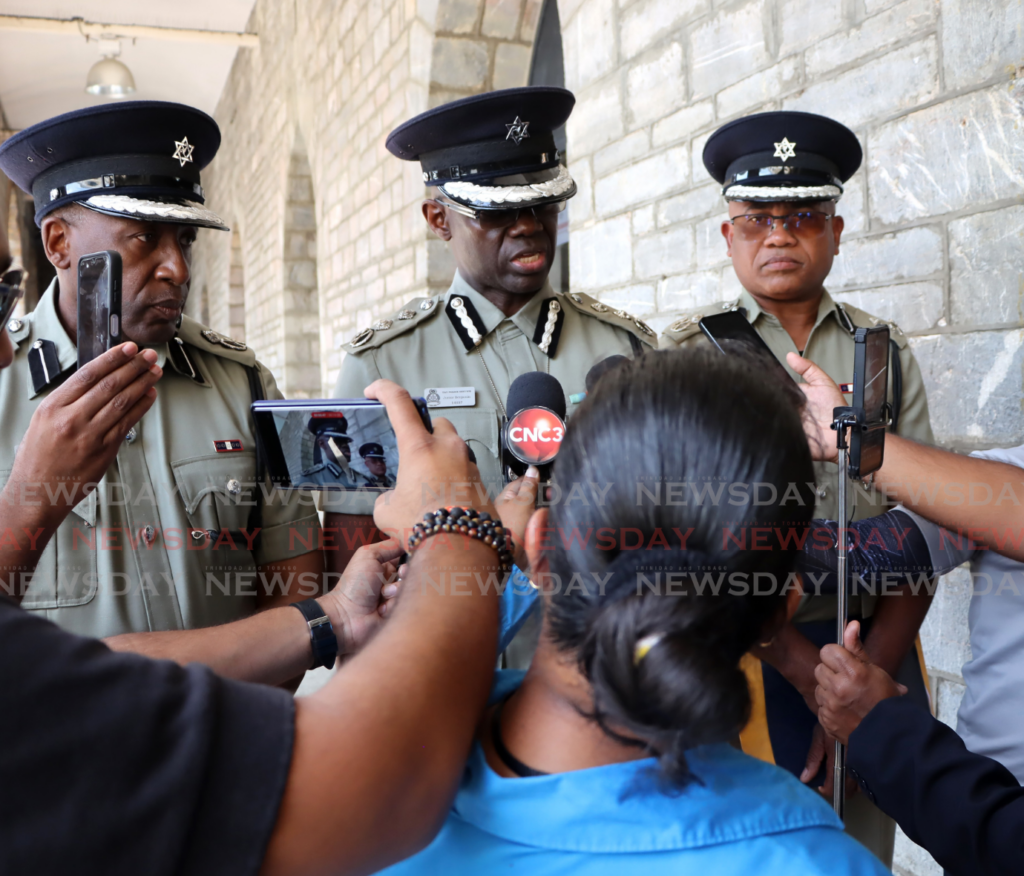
[0,596,294,876]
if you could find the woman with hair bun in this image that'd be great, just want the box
[377,347,888,876]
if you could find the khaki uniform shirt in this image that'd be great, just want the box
[0,281,321,639]
[660,288,934,620]
[322,271,657,515]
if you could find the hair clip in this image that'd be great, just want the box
[634,633,665,666]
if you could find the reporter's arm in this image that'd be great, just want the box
[849,695,1024,876]
[787,352,1024,562]
[874,437,1024,562]
[105,540,403,685]
[264,538,499,876]
[106,602,314,687]
[261,379,502,876]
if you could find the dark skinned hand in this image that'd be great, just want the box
[815,620,908,746]
[1,342,161,531]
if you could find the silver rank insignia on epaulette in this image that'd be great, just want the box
[201,329,248,351]
[349,328,374,349]
[668,313,703,332]
[533,298,564,357]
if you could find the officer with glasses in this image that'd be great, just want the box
[660,111,935,869]
[322,88,656,631]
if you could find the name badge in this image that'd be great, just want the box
[424,386,476,408]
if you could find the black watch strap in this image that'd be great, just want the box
[291,598,339,670]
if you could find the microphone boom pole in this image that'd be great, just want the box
[830,407,858,820]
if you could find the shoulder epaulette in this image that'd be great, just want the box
[660,299,742,346]
[344,295,443,353]
[176,315,258,367]
[561,291,657,348]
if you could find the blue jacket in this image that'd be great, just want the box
[377,673,888,876]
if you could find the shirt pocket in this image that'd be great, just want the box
[0,469,100,610]
[171,453,260,566]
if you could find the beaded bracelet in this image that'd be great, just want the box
[407,507,514,574]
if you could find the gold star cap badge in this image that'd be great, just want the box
[172,136,195,167]
[505,116,530,145]
[773,137,796,162]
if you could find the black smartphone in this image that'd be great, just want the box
[848,326,890,480]
[77,251,122,370]
[251,398,433,491]
[698,310,792,382]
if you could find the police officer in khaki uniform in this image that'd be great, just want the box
[660,112,934,866]
[0,102,323,644]
[359,443,395,489]
[322,87,655,560]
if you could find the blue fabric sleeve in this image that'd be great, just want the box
[498,566,540,653]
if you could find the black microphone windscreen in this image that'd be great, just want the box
[506,371,566,420]
[585,355,629,393]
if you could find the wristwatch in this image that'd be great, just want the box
[291,598,339,670]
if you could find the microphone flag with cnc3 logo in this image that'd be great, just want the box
[501,372,567,478]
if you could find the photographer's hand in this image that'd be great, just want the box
[495,466,540,573]
[365,379,493,540]
[321,539,404,656]
[786,352,844,463]
[0,343,161,602]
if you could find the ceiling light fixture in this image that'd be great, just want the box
[85,37,135,98]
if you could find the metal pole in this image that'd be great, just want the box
[833,435,849,819]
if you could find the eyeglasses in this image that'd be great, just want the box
[0,269,25,330]
[729,210,833,241]
[436,195,566,230]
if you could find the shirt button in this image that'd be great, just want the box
[141,525,156,544]
[226,478,242,496]
[125,427,137,444]
[817,485,828,499]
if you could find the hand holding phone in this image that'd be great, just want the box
[77,251,122,370]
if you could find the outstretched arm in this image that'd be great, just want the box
[816,622,1024,876]
[261,379,502,876]
[105,540,402,686]
[788,352,1024,562]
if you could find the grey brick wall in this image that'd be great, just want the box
[192,4,1024,871]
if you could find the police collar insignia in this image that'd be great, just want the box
[532,298,565,357]
[446,295,488,352]
[505,116,530,145]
